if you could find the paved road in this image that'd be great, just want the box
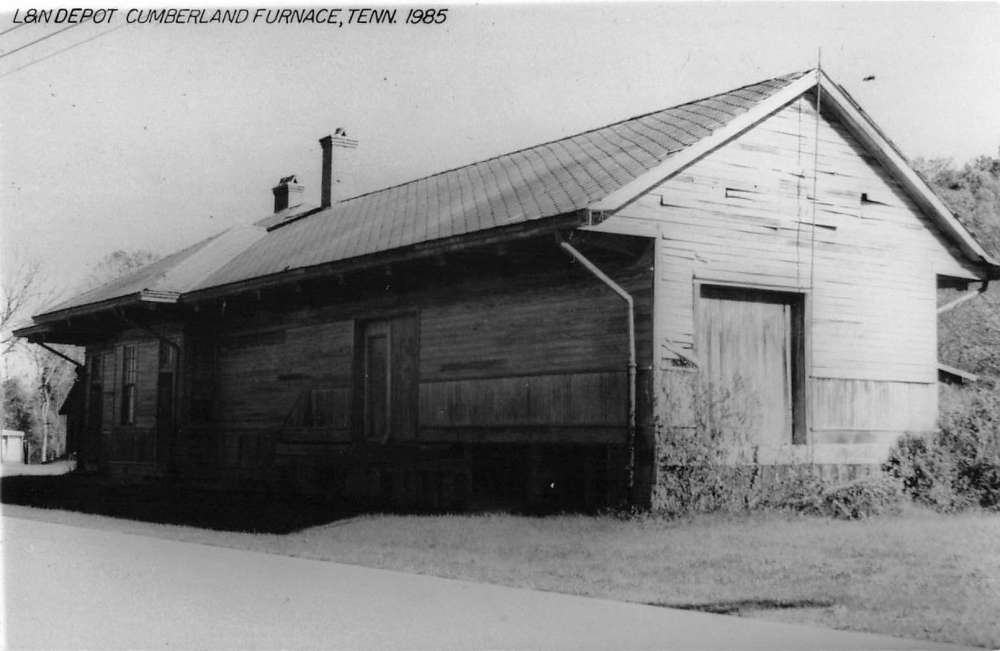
[2,515,971,650]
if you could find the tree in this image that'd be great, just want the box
[914,150,1000,256]
[0,253,44,356]
[2,377,33,432]
[28,345,78,462]
[915,152,1000,382]
[85,249,160,291]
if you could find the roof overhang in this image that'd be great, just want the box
[12,289,180,343]
[183,211,592,304]
[938,363,978,385]
[587,70,1000,279]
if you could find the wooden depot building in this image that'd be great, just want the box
[17,70,999,510]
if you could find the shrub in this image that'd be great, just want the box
[883,385,1000,512]
[655,376,762,516]
[754,471,826,514]
[819,476,904,520]
[754,472,903,520]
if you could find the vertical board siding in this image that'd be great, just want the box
[698,290,797,449]
[811,377,936,433]
[598,94,968,462]
[390,314,420,441]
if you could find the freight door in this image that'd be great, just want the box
[358,314,419,443]
[698,286,805,447]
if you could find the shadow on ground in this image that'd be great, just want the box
[652,598,836,615]
[0,473,356,533]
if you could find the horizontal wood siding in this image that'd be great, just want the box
[181,243,652,480]
[597,93,965,466]
[418,261,651,442]
[420,371,627,427]
[215,320,354,428]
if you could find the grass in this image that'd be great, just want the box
[3,474,999,648]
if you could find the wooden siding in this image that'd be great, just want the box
[84,334,162,469]
[215,320,354,428]
[420,371,627,428]
[181,244,653,480]
[596,93,963,465]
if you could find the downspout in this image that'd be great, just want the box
[937,280,989,315]
[558,238,637,499]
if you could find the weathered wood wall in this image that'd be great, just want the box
[172,238,653,506]
[84,329,177,475]
[594,92,975,472]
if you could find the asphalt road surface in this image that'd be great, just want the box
[2,515,973,650]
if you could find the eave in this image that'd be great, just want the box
[183,211,589,304]
[12,289,180,343]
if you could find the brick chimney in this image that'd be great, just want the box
[272,175,304,213]
[319,135,333,208]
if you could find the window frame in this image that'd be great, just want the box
[120,344,137,426]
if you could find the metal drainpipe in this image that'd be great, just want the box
[937,280,989,315]
[558,239,637,497]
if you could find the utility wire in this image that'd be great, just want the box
[0,24,125,79]
[0,23,80,60]
[0,23,28,37]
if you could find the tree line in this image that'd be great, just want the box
[915,150,1000,383]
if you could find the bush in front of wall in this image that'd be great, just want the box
[883,384,1000,512]
[818,475,904,519]
[654,375,905,519]
[753,471,903,520]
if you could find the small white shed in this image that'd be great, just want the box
[1,429,26,464]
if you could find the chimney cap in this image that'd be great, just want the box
[279,174,298,185]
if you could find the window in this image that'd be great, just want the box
[121,345,137,425]
[159,339,176,371]
[87,354,103,430]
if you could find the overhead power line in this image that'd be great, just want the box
[0,23,81,61]
[0,23,28,37]
[0,24,125,80]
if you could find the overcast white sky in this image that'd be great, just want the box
[2,1,999,299]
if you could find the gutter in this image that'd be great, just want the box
[558,238,637,500]
[937,280,989,315]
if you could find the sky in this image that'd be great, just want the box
[1,1,999,305]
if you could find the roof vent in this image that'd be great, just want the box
[272,174,304,213]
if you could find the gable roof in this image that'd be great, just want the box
[21,69,999,330]
[193,71,811,293]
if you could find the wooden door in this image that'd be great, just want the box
[363,321,391,441]
[357,314,419,443]
[156,341,176,470]
[699,286,804,448]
